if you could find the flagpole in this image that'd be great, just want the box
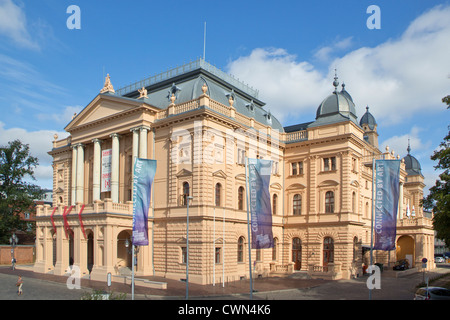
[245,157,253,300]
[213,207,215,286]
[223,207,225,288]
[132,244,135,300]
[369,156,375,300]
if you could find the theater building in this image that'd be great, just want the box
[34,59,434,284]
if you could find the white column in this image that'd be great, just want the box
[139,126,149,159]
[110,133,120,203]
[76,144,84,204]
[399,182,404,220]
[71,145,78,205]
[92,139,102,202]
[131,128,139,161]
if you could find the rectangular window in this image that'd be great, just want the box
[324,157,336,171]
[181,247,187,264]
[291,161,303,175]
[215,247,221,264]
[272,161,279,175]
[237,148,246,165]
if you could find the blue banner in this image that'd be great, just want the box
[132,158,157,246]
[373,160,400,251]
[247,158,274,249]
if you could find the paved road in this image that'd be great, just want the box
[0,264,448,300]
[0,267,91,300]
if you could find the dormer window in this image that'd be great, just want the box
[246,100,255,114]
[265,112,272,124]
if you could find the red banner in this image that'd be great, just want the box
[50,207,57,234]
[63,205,73,238]
[78,204,86,239]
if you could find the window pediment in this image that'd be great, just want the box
[176,169,192,177]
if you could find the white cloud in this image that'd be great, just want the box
[227,47,329,123]
[380,126,431,159]
[226,5,450,126]
[0,121,68,188]
[313,36,353,62]
[37,105,83,126]
[0,0,39,50]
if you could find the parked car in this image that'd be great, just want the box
[436,256,445,263]
[393,259,409,271]
[414,287,450,300]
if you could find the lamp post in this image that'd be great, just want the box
[125,238,139,300]
[9,233,18,270]
[186,196,193,300]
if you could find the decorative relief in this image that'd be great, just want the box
[100,74,115,94]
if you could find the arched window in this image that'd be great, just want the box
[182,182,190,206]
[325,191,334,213]
[215,183,222,207]
[365,202,369,219]
[238,186,244,210]
[323,237,334,265]
[272,194,278,215]
[272,237,278,261]
[292,237,302,270]
[352,191,356,213]
[353,237,358,261]
[293,194,301,215]
[237,236,245,262]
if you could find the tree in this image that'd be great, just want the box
[423,95,450,247]
[0,140,43,244]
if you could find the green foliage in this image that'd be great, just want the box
[423,95,450,247]
[0,140,43,243]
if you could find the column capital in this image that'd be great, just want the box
[110,133,121,139]
[92,138,103,144]
[139,125,151,132]
[72,143,84,149]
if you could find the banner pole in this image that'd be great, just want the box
[132,244,135,300]
[223,207,225,288]
[245,157,253,300]
[369,157,375,300]
[213,207,215,286]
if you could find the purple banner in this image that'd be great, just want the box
[132,158,156,246]
[373,160,400,251]
[248,158,274,249]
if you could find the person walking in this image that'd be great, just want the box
[16,275,23,296]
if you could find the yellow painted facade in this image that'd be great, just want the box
[34,60,434,284]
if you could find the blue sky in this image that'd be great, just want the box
[0,0,449,194]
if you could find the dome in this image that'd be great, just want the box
[315,77,357,123]
[403,144,422,176]
[360,106,377,130]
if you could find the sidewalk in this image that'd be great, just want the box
[1,264,448,300]
[0,265,329,299]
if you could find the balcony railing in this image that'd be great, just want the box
[35,199,133,217]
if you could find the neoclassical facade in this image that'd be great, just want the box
[34,59,434,284]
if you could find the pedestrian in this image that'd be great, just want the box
[16,275,23,296]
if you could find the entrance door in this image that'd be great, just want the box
[323,237,334,268]
[292,238,302,271]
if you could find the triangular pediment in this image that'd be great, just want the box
[212,170,227,179]
[176,168,192,177]
[65,94,157,132]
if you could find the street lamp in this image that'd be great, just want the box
[9,233,18,270]
[186,196,193,300]
[124,237,139,300]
